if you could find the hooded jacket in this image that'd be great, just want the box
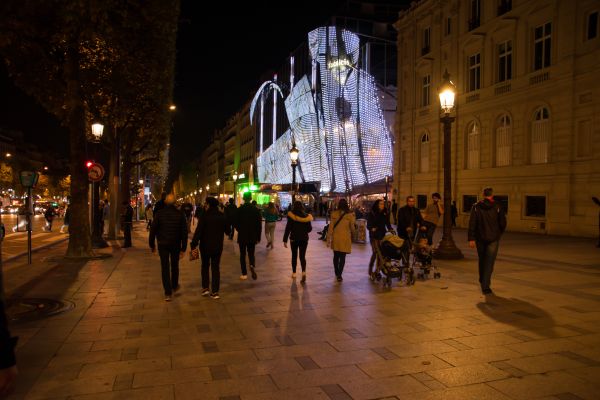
[283,211,313,242]
[468,198,507,243]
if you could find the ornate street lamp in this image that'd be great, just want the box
[216,179,221,199]
[89,122,107,248]
[91,123,104,143]
[232,172,238,205]
[289,141,299,201]
[433,70,463,259]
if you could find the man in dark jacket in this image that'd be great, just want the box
[234,192,262,280]
[121,200,133,248]
[153,192,167,215]
[224,198,237,240]
[190,197,230,299]
[396,196,424,240]
[0,298,17,397]
[468,187,507,295]
[149,194,188,301]
[181,202,193,232]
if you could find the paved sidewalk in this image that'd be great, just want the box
[4,221,600,399]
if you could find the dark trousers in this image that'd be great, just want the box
[290,240,308,273]
[228,224,235,240]
[476,240,499,292]
[422,221,436,245]
[368,238,381,273]
[123,223,132,247]
[201,251,221,293]
[238,242,256,275]
[158,245,180,295]
[333,251,347,277]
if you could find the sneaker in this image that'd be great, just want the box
[301,272,306,284]
[240,275,248,280]
[337,276,343,282]
[482,288,494,295]
[250,266,257,280]
[292,272,296,278]
[210,292,220,299]
[164,295,172,302]
[201,288,210,296]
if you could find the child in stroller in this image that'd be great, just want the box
[375,232,415,287]
[412,226,441,279]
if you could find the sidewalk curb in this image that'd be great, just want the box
[3,236,69,263]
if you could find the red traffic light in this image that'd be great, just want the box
[86,161,93,168]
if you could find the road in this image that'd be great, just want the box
[0,214,67,260]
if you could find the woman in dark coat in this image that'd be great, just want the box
[283,201,313,284]
[367,199,392,280]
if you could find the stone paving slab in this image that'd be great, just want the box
[3,222,600,399]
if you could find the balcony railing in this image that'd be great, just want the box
[529,72,549,85]
[466,93,480,103]
[494,83,511,95]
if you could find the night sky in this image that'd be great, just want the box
[0,0,397,167]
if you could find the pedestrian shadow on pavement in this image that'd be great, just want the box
[477,295,558,338]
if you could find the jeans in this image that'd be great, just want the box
[228,224,235,240]
[290,240,308,273]
[265,222,276,246]
[476,240,500,292]
[368,238,381,274]
[158,245,180,295]
[238,242,256,275]
[333,251,347,277]
[201,251,221,293]
[123,223,132,247]
[422,221,436,245]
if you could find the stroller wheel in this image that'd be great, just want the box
[376,273,382,281]
[369,272,376,282]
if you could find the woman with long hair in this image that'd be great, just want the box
[283,201,313,283]
[367,199,392,280]
[327,199,356,281]
[263,202,278,249]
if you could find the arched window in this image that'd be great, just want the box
[420,133,430,173]
[496,115,511,166]
[531,107,550,164]
[467,121,480,169]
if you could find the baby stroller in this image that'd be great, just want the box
[374,232,415,288]
[411,227,441,279]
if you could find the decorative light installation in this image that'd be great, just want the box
[255,26,392,193]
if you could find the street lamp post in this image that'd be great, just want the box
[232,172,238,205]
[433,70,463,259]
[289,141,299,202]
[90,122,108,249]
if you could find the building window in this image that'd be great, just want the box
[496,115,511,166]
[422,27,431,55]
[534,22,552,70]
[587,11,599,40]
[469,0,481,31]
[498,40,512,82]
[445,17,451,36]
[420,133,430,173]
[468,53,481,92]
[467,121,480,169]
[463,195,478,213]
[421,75,431,107]
[525,195,546,217]
[498,0,512,16]
[577,119,592,158]
[531,107,550,164]
[417,195,428,209]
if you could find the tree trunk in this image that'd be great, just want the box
[107,125,120,240]
[65,45,93,257]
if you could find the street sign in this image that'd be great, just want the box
[20,171,40,188]
[88,163,105,182]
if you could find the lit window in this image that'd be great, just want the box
[467,121,480,169]
[531,107,550,164]
[495,115,511,166]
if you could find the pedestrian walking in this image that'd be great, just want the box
[422,193,444,245]
[396,196,424,240]
[153,192,167,215]
[391,199,398,225]
[283,201,313,283]
[234,192,262,280]
[367,199,393,280]
[263,202,278,249]
[224,198,237,240]
[149,194,188,301]
[43,205,55,232]
[190,197,230,299]
[0,297,17,398]
[102,201,110,236]
[451,201,458,227]
[181,201,193,233]
[327,199,356,281]
[59,204,70,234]
[468,187,507,295]
[145,203,153,231]
[121,200,133,248]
